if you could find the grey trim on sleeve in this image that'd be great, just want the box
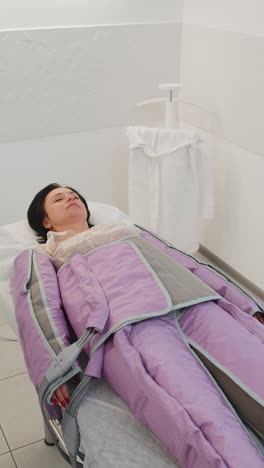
[23,248,33,293]
[29,255,62,355]
[33,251,66,353]
[24,250,68,358]
[26,292,56,359]
[21,248,57,359]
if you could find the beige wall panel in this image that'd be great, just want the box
[180,24,264,157]
[183,0,264,36]
[180,122,264,290]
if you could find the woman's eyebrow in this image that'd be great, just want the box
[51,191,75,200]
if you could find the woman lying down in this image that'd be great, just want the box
[24,183,264,468]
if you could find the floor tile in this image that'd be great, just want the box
[0,452,16,468]
[0,373,44,450]
[0,426,9,455]
[0,286,20,336]
[0,324,27,380]
[13,440,68,468]
[0,310,7,326]
[0,324,18,341]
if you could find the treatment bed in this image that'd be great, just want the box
[1,203,264,467]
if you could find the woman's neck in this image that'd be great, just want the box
[52,221,89,234]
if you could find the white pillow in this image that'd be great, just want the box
[0,202,134,335]
[88,202,134,227]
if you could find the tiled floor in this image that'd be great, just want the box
[0,318,69,467]
[0,250,263,468]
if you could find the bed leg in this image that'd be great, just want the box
[43,418,55,446]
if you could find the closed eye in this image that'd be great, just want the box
[54,194,79,203]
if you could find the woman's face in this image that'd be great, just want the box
[42,187,88,231]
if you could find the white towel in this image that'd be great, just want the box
[126,126,214,254]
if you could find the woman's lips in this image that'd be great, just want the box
[67,203,79,208]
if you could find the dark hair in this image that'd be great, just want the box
[27,183,93,243]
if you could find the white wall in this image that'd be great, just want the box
[0,127,139,224]
[0,24,181,143]
[3,0,263,291]
[0,0,184,30]
[181,0,264,290]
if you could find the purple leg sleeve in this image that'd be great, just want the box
[103,315,264,468]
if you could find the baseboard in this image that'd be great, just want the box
[198,244,264,302]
